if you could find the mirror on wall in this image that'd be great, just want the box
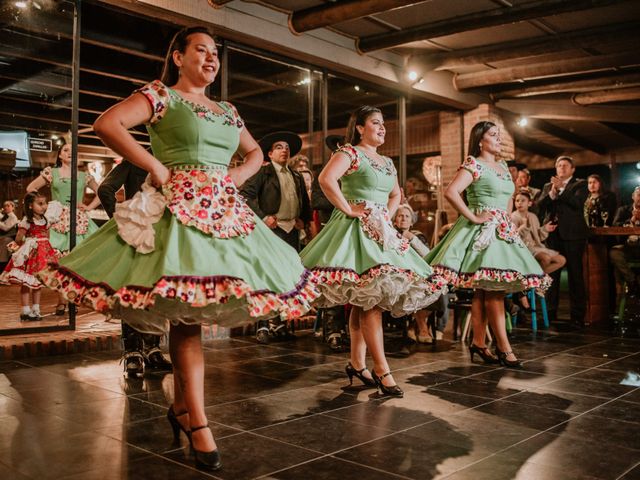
[0,0,80,334]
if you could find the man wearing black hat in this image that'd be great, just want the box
[241,131,311,251]
[506,159,526,185]
[241,131,311,344]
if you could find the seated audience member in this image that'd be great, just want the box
[393,204,432,343]
[512,190,566,274]
[516,168,541,204]
[610,186,640,297]
[0,200,19,269]
[584,174,617,227]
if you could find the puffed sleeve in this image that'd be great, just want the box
[335,144,361,175]
[459,156,482,181]
[134,80,170,125]
[220,101,245,129]
[18,218,30,231]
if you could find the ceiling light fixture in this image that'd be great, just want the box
[15,1,27,8]
[517,117,528,127]
[407,70,418,82]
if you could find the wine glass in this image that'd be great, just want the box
[601,210,609,227]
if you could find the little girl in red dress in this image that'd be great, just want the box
[0,191,58,320]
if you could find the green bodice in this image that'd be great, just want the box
[339,145,396,205]
[140,81,244,169]
[51,168,88,205]
[463,157,514,210]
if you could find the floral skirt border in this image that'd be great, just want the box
[37,262,320,323]
[432,264,552,295]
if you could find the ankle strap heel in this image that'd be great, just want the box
[190,424,222,472]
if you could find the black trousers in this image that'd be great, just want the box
[122,321,162,352]
[546,236,587,323]
[273,226,300,252]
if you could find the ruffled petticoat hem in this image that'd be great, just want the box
[311,264,448,318]
[0,268,42,289]
[37,263,320,335]
[432,264,552,296]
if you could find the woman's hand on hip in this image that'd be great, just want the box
[150,164,170,188]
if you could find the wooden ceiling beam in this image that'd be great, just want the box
[501,109,607,154]
[531,119,607,155]
[512,131,563,159]
[357,0,630,53]
[600,122,640,143]
[208,0,235,8]
[454,52,640,90]
[492,72,640,99]
[289,1,424,34]
[496,99,640,123]
[419,22,639,70]
[572,86,640,105]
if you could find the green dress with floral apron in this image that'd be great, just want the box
[48,168,99,254]
[39,80,319,334]
[300,145,447,317]
[425,156,551,293]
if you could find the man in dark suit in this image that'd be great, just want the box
[240,131,311,251]
[537,156,589,327]
[98,160,172,376]
[610,186,640,296]
[240,131,311,343]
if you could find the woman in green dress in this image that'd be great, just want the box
[426,121,551,368]
[27,142,100,314]
[300,106,447,398]
[38,27,318,471]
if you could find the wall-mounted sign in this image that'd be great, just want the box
[29,138,53,152]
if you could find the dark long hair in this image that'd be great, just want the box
[23,191,45,224]
[161,26,216,86]
[345,106,382,146]
[467,121,496,159]
[588,174,608,194]
[55,142,68,167]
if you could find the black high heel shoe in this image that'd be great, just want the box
[345,363,377,388]
[190,424,222,471]
[469,344,500,364]
[371,369,404,397]
[495,347,523,369]
[167,405,191,443]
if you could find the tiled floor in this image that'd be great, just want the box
[1,328,639,479]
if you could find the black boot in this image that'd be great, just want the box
[324,306,346,351]
[121,323,145,377]
[256,320,270,344]
[144,347,172,370]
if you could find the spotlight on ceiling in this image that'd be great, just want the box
[517,117,528,127]
[407,70,418,82]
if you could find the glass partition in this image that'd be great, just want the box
[227,46,310,141]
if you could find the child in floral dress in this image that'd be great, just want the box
[1,192,58,320]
